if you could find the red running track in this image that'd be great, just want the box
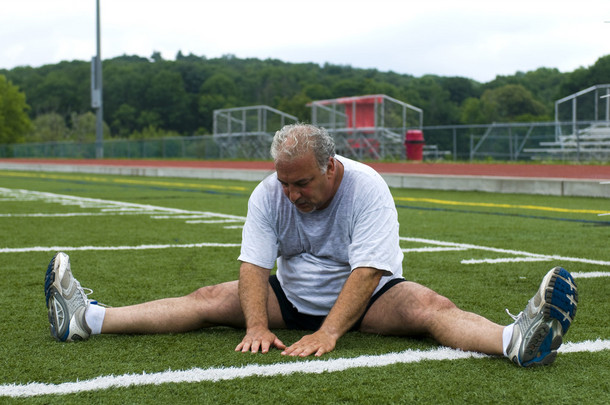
[1,158,609,180]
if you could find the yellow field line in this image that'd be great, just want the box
[0,171,248,192]
[394,196,607,215]
[2,171,604,214]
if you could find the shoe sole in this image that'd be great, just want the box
[45,254,70,341]
[47,289,71,341]
[521,267,577,366]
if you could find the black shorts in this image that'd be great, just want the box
[269,275,406,331]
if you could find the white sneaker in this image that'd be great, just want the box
[506,266,578,366]
[44,252,92,342]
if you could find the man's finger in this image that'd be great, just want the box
[235,341,249,352]
[273,337,287,350]
[250,340,261,353]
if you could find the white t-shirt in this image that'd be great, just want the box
[238,155,404,316]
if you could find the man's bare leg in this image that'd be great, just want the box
[360,281,503,355]
[101,281,286,334]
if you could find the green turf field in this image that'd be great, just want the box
[1,170,608,403]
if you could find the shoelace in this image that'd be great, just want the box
[506,305,535,333]
[83,287,110,308]
[505,308,521,322]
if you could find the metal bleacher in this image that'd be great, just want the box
[524,85,610,160]
[212,105,298,159]
[309,94,424,160]
[525,122,610,160]
[212,95,425,161]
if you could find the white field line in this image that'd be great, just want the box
[0,243,240,253]
[402,247,469,253]
[401,237,610,268]
[0,212,152,217]
[1,339,608,398]
[186,219,243,224]
[571,271,610,278]
[0,187,246,222]
[151,215,216,219]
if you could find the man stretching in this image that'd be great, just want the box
[44,123,578,366]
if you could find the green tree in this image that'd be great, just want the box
[463,84,549,123]
[31,62,88,114]
[440,76,482,105]
[198,73,240,129]
[559,55,610,97]
[28,112,67,142]
[277,92,311,122]
[460,97,485,124]
[111,103,139,138]
[69,111,110,142]
[130,125,180,140]
[404,76,458,125]
[0,75,32,144]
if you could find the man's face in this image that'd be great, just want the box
[275,152,336,213]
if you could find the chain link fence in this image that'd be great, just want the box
[2,120,609,162]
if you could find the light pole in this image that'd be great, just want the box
[92,0,103,158]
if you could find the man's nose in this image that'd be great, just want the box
[288,185,301,202]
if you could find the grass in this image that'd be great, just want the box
[0,170,608,404]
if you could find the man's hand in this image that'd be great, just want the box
[281,330,337,357]
[236,326,286,354]
[279,267,383,358]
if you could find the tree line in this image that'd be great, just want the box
[1,52,609,145]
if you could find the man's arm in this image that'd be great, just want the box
[235,261,286,354]
[281,266,383,357]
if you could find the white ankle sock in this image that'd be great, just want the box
[85,303,106,335]
[502,323,515,357]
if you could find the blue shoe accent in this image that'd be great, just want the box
[547,267,578,334]
[521,329,558,366]
[44,255,57,307]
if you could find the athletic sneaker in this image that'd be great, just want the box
[506,266,578,367]
[44,252,92,342]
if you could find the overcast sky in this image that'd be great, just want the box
[1,0,609,82]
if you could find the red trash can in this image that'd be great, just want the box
[405,130,424,161]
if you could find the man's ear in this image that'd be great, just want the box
[326,157,335,176]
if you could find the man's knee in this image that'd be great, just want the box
[189,282,237,302]
[425,289,456,311]
[413,288,458,331]
[398,284,457,326]
[187,281,244,326]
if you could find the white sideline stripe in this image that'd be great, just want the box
[0,187,247,221]
[402,247,469,253]
[152,215,216,219]
[572,271,610,278]
[186,219,243,224]
[461,257,550,264]
[462,257,610,266]
[0,212,150,217]
[1,339,608,398]
[400,237,610,267]
[0,243,240,253]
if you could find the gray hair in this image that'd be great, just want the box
[270,123,336,173]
